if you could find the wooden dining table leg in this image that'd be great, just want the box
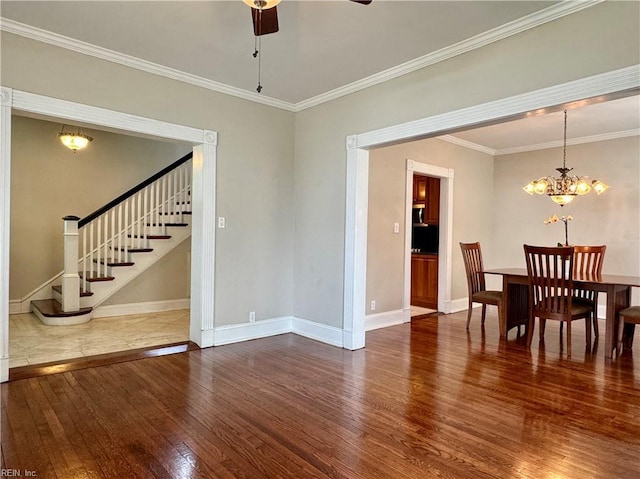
[499,275,509,338]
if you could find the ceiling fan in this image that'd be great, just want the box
[243,0,372,37]
[242,0,373,93]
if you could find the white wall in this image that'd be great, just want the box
[1,31,295,327]
[294,2,640,328]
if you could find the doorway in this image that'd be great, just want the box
[0,87,217,382]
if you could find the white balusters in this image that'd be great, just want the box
[66,158,192,310]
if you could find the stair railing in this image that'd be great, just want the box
[60,152,192,312]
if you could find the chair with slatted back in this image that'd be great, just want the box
[572,245,606,338]
[524,245,592,357]
[460,242,503,330]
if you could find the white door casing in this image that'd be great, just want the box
[343,65,639,351]
[0,87,217,382]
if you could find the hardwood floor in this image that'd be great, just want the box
[2,311,639,478]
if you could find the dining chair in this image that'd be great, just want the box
[523,245,592,357]
[460,242,503,330]
[617,306,640,354]
[572,245,606,338]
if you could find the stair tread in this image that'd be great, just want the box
[113,247,154,253]
[93,259,135,267]
[79,272,115,282]
[128,234,172,240]
[32,299,92,318]
[146,223,189,227]
[52,285,93,297]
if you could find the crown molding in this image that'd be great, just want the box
[293,0,604,111]
[438,135,496,155]
[494,128,640,156]
[0,17,297,113]
[1,0,602,113]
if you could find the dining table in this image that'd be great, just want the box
[485,268,640,359]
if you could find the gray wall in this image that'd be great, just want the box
[366,138,494,314]
[293,2,640,327]
[10,115,191,302]
[491,136,640,283]
[2,32,296,326]
[2,1,638,330]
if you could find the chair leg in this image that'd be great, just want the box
[585,316,592,345]
[566,321,572,357]
[617,316,626,354]
[539,319,546,340]
[527,317,535,347]
[466,300,473,329]
[481,304,487,325]
[593,310,599,338]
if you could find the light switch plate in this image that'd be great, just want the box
[218,217,225,228]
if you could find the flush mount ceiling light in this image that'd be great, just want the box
[58,125,93,153]
[523,110,609,206]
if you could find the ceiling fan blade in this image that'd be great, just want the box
[350,0,372,4]
[252,6,279,36]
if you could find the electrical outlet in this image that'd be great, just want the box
[394,222,400,234]
[249,311,256,323]
[371,300,376,311]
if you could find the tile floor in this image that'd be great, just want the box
[9,309,190,368]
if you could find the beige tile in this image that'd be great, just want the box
[9,309,190,368]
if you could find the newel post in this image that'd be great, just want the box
[62,215,81,312]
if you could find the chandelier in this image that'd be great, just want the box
[59,125,93,153]
[523,110,609,206]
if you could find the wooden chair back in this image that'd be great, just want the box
[524,245,575,322]
[460,242,486,296]
[573,245,606,280]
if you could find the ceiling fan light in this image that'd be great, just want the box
[243,0,280,9]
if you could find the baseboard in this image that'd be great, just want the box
[292,317,344,347]
[1,357,8,382]
[365,309,405,331]
[92,299,190,318]
[213,317,292,346]
[9,300,21,315]
[449,297,476,314]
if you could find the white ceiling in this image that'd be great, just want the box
[1,0,638,151]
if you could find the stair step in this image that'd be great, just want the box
[79,272,115,282]
[31,299,93,318]
[52,285,93,297]
[93,259,135,267]
[128,234,172,240]
[146,223,189,227]
[113,247,154,253]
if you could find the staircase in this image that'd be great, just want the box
[30,153,193,326]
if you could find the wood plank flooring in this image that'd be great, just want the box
[2,311,639,478]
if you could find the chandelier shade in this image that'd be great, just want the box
[243,0,280,9]
[58,125,93,153]
[523,110,609,206]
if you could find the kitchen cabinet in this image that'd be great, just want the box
[411,254,438,309]
[412,175,440,224]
